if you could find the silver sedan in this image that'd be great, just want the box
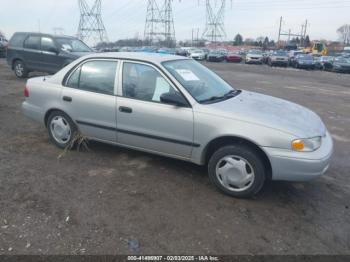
[22,52,333,198]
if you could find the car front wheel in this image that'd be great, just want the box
[208,145,266,198]
[47,111,78,149]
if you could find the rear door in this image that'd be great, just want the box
[23,35,43,71]
[61,59,119,142]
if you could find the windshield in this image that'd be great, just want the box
[248,50,262,55]
[163,60,236,104]
[298,55,313,60]
[273,51,288,56]
[56,38,91,52]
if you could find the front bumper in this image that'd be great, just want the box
[262,132,333,181]
[271,60,288,66]
[246,57,262,64]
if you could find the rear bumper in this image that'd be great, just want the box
[262,132,333,181]
[22,101,45,124]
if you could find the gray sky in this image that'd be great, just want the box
[1,0,349,42]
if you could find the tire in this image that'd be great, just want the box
[13,60,28,78]
[47,111,78,149]
[208,145,266,198]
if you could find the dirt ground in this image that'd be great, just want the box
[0,58,350,255]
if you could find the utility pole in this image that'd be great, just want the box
[77,0,109,47]
[278,17,308,47]
[278,16,282,44]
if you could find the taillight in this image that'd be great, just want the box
[24,84,29,97]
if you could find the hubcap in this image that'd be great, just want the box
[15,63,24,76]
[50,116,71,145]
[215,155,255,192]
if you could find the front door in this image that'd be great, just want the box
[116,61,194,158]
[60,59,119,142]
[40,36,64,73]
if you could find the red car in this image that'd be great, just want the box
[225,52,243,63]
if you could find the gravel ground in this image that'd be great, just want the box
[0,58,350,255]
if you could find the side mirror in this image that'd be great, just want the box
[160,92,189,107]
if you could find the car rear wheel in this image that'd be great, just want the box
[208,145,266,198]
[14,60,28,78]
[47,111,78,149]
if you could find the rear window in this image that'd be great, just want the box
[9,33,27,47]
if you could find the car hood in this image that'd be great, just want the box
[272,56,288,60]
[201,91,326,138]
[247,54,262,58]
[61,51,93,59]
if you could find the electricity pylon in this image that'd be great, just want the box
[144,0,176,47]
[77,0,109,46]
[202,0,227,43]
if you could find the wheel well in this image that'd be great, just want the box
[204,136,272,180]
[44,109,68,127]
[12,59,23,70]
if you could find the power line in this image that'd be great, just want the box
[77,0,109,46]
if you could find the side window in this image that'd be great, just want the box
[9,34,27,47]
[122,62,177,103]
[66,60,117,95]
[24,36,40,50]
[41,37,56,52]
[67,67,81,89]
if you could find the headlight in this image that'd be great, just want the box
[292,137,322,152]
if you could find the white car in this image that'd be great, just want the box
[189,50,206,60]
[245,50,263,64]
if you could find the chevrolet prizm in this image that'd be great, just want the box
[22,53,333,198]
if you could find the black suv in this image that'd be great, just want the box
[7,32,92,78]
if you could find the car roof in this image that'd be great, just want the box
[81,52,190,63]
[13,32,77,40]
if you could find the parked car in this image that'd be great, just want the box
[245,50,263,64]
[0,36,8,58]
[262,51,273,64]
[6,32,92,78]
[189,49,206,60]
[225,52,242,63]
[22,52,333,198]
[332,56,350,73]
[288,50,304,67]
[314,56,334,71]
[201,48,210,59]
[175,48,188,57]
[294,54,316,69]
[157,48,176,55]
[267,50,289,67]
[207,51,226,62]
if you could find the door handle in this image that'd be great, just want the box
[119,106,132,113]
[63,96,72,102]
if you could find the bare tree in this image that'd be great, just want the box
[337,24,350,45]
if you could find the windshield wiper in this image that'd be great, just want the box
[200,89,241,104]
